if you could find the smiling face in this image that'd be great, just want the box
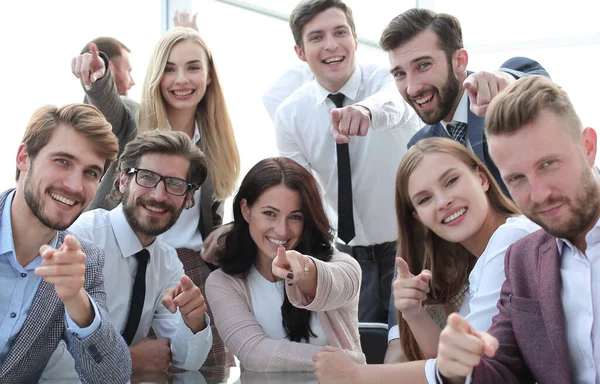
[120,153,191,245]
[389,29,465,124]
[408,152,491,245]
[160,39,212,114]
[18,124,105,230]
[241,184,304,263]
[294,7,358,93]
[489,110,600,241]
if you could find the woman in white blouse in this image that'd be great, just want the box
[313,137,539,383]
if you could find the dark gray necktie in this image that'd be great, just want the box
[122,248,150,345]
[447,122,468,146]
[328,93,355,244]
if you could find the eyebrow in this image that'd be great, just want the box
[306,25,349,37]
[410,168,457,200]
[390,55,434,75]
[51,151,104,175]
[166,59,203,66]
[261,205,303,214]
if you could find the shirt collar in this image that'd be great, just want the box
[166,120,201,144]
[314,65,362,106]
[441,90,469,130]
[109,204,156,258]
[555,216,600,255]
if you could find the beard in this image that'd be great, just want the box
[121,185,185,237]
[410,61,461,125]
[526,165,600,241]
[23,165,84,231]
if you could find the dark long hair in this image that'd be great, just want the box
[216,157,334,342]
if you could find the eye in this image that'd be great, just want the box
[508,174,524,183]
[418,62,432,71]
[445,176,458,187]
[263,211,275,217]
[290,214,303,221]
[335,30,348,36]
[85,169,99,179]
[541,160,555,168]
[55,158,68,165]
[393,71,406,80]
[309,34,322,42]
[417,196,431,205]
[164,66,175,73]
[189,65,200,71]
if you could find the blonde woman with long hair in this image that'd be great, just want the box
[313,137,539,383]
[72,27,239,369]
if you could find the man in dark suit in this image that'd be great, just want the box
[379,9,549,198]
[436,76,599,383]
[0,104,130,382]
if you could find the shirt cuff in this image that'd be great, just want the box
[171,312,213,370]
[388,324,399,342]
[65,292,101,339]
[434,359,472,384]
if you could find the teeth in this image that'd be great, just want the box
[324,57,343,64]
[173,90,193,96]
[443,208,466,224]
[50,193,75,206]
[145,205,166,213]
[415,94,433,105]
[267,237,286,246]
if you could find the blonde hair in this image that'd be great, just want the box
[138,27,239,201]
[395,137,519,360]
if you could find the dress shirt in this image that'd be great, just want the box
[275,64,421,246]
[0,191,100,363]
[440,91,472,150]
[42,204,212,379]
[263,62,315,122]
[162,121,204,251]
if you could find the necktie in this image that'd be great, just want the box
[122,248,150,345]
[328,93,355,244]
[447,122,468,146]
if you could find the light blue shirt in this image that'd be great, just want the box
[0,191,100,363]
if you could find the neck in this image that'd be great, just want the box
[461,211,507,257]
[11,188,57,267]
[254,249,281,283]
[135,231,156,248]
[167,107,196,140]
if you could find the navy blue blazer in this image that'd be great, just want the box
[407,57,550,198]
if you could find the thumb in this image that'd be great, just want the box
[418,269,432,284]
[63,235,82,252]
[39,244,55,260]
[396,257,413,279]
[447,313,473,335]
[464,78,478,102]
[331,108,343,123]
[179,274,195,291]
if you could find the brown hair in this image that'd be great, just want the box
[17,103,118,181]
[395,137,519,360]
[380,8,463,62]
[485,76,583,139]
[289,0,356,48]
[81,37,130,58]
[138,27,239,201]
[108,130,207,203]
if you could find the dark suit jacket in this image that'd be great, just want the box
[465,229,573,383]
[407,57,550,198]
[83,53,223,239]
[0,190,131,383]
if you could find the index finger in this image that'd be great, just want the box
[63,235,82,252]
[396,257,413,279]
[89,42,99,59]
[179,274,196,291]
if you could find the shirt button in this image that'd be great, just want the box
[10,312,16,318]
[20,273,26,278]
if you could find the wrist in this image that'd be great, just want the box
[401,305,425,321]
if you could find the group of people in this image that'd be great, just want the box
[0,1,596,384]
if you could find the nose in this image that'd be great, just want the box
[406,73,424,98]
[324,34,338,51]
[63,171,83,193]
[274,218,289,237]
[529,177,551,205]
[149,180,169,202]
[436,191,453,211]
[129,74,135,87]
[175,68,189,84]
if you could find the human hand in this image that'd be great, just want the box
[173,9,198,31]
[130,337,172,372]
[162,275,207,333]
[331,105,371,144]
[272,246,311,284]
[71,43,106,90]
[200,223,232,265]
[393,257,432,318]
[313,346,361,383]
[464,70,514,117]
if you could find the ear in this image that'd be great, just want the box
[582,127,597,167]
[184,190,194,209]
[240,198,250,222]
[412,210,422,223]
[15,144,30,175]
[352,32,358,51]
[475,166,490,192]
[118,172,128,194]
[294,45,307,62]
[453,48,469,75]
[108,60,116,73]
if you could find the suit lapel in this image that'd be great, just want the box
[431,123,449,139]
[466,106,486,162]
[537,238,571,374]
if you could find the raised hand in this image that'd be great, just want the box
[463,71,514,117]
[162,275,207,333]
[129,337,172,372]
[437,313,499,381]
[173,9,198,31]
[71,42,106,90]
[272,246,310,284]
[330,105,371,144]
[393,256,432,318]
[200,223,232,265]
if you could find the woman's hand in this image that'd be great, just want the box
[271,246,313,284]
[393,257,432,318]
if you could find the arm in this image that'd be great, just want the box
[274,107,312,171]
[263,63,314,122]
[356,79,418,131]
[205,271,323,372]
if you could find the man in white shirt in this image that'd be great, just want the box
[436,77,600,383]
[43,130,213,378]
[275,0,421,324]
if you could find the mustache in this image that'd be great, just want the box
[408,87,438,101]
[136,197,175,212]
[530,196,568,213]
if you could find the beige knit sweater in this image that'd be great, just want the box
[205,251,366,372]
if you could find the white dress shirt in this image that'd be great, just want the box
[274,64,421,246]
[441,91,473,150]
[41,205,212,380]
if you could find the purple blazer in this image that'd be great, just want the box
[469,229,573,383]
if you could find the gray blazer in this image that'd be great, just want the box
[0,189,131,383]
[83,53,223,239]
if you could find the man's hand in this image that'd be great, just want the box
[129,337,172,372]
[331,105,371,144]
[71,43,106,90]
[162,275,207,333]
[463,71,514,117]
[35,235,92,327]
[313,346,361,383]
[200,223,232,265]
[173,9,198,31]
[393,257,432,318]
[437,313,499,382]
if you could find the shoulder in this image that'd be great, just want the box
[206,268,243,290]
[69,209,112,240]
[408,125,435,146]
[479,216,541,265]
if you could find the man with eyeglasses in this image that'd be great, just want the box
[42,130,213,379]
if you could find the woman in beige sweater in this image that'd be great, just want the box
[205,157,365,372]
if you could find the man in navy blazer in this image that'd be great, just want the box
[379,9,549,198]
[436,77,599,383]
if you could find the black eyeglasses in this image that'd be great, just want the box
[127,168,194,196]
